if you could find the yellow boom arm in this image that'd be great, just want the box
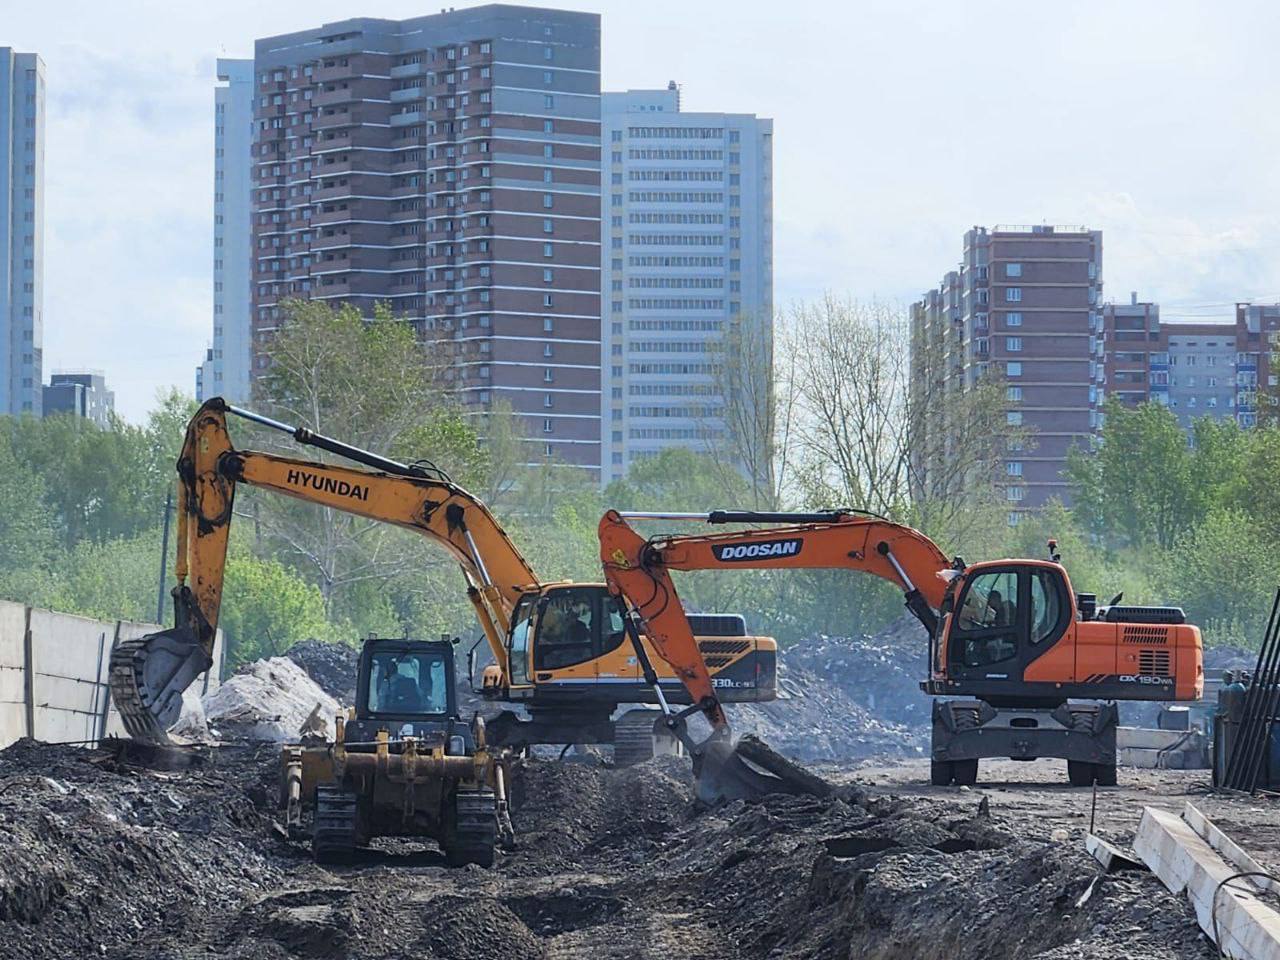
[109,398,538,741]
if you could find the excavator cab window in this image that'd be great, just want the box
[952,570,1020,668]
[507,594,537,686]
[534,587,601,670]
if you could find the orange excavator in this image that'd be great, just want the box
[599,509,1203,797]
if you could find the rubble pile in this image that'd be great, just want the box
[204,657,341,741]
[0,741,1212,959]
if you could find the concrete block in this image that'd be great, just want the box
[0,601,27,705]
[1134,805,1280,959]
[0,703,25,750]
[1118,726,1187,750]
[1182,803,1280,896]
[1085,833,1145,872]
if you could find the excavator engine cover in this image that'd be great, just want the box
[109,625,213,742]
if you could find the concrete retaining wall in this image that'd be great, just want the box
[0,600,223,749]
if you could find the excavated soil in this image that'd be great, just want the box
[0,738,1218,960]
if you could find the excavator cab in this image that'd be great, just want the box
[932,561,1073,695]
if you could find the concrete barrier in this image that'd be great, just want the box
[0,603,223,749]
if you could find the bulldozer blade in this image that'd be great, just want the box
[108,626,213,743]
[687,725,836,806]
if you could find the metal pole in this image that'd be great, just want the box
[155,487,173,624]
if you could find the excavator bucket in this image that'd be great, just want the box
[108,626,213,743]
[664,716,839,806]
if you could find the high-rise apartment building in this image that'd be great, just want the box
[198,59,254,404]
[911,226,1103,514]
[0,49,44,416]
[248,6,602,474]
[42,371,114,427]
[1102,295,1278,429]
[599,85,773,483]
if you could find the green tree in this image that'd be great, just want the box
[1066,399,1200,549]
[250,298,484,627]
[218,552,335,665]
[1155,509,1280,647]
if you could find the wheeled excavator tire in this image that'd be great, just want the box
[930,760,953,786]
[443,788,498,868]
[1068,760,1117,787]
[312,784,360,863]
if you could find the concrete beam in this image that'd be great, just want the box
[1134,805,1280,959]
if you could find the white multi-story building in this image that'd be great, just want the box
[198,58,254,404]
[0,49,44,415]
[600,84,772,483]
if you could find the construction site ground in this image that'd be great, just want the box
[4,736,1269,960]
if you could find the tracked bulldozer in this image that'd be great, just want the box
[279,636,511,865]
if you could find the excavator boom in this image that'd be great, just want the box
[110,398,539,742]
[599,507,952,803]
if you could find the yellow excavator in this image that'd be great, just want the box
[109,398,778,763]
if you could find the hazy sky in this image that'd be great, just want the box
[10,0,1280,420]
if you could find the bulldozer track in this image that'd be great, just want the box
[108,636,172,744]
[312,785,360,863]
[446,789,497,867]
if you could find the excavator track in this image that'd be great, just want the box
[312,785,360,863]
[444,788,497,867]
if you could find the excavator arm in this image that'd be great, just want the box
[598,508,956,803]
[110,398,539,742]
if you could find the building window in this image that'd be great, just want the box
[543,419,553,433]
[543,293,554,307]
[544,368,554,382]
[544,94,554,109]
[1006,312,1023,327]
[544,394,553,408]
[543,193,554,209]
[1006,263,1022,277]
[543,317,554,332]
[1006,337,1023,352]
[1006,386,1023,401]
[544,242,553,257]
[1007,411,1023,425]
[1005,287,1022,302]
[1006,361,1022,376]
[543,218,553,233]
[543,268,553,283]
[1007,462,1023,477]
[1007,486,1025,502]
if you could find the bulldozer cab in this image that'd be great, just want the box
[355,639,457,722]
[933,561,1074,693]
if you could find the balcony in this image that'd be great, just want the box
[390,87,423,104]
[389,61,424,79]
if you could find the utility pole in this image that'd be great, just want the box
[156,487,173,624]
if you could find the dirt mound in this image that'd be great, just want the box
[0,739,1211,960]
[730,613,931,761]
[283,639,360,704]
[0,739,286,960]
